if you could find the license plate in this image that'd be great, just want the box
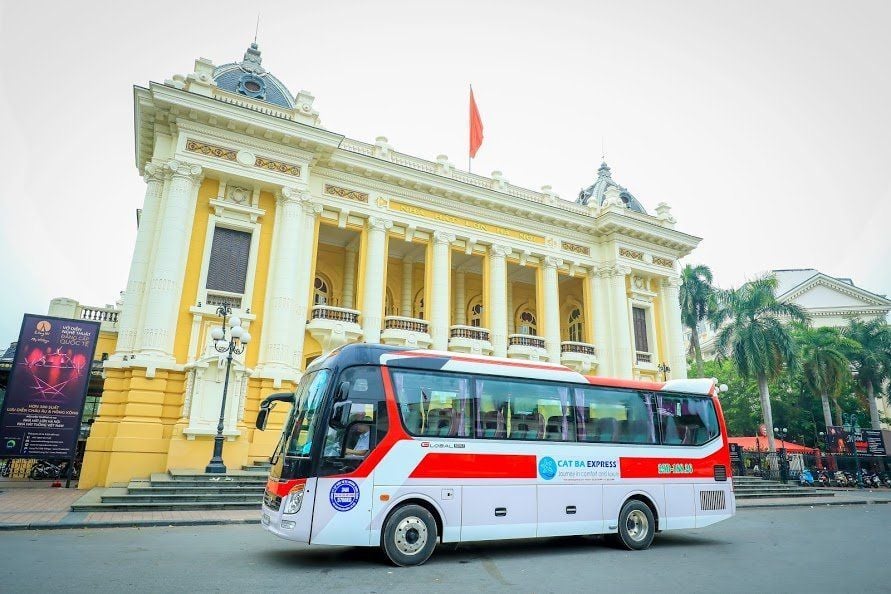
[261,513,270,526]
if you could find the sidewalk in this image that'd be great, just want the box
[2,482,891,531]
[0,483,259,531]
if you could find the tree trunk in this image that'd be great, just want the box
[867,382,880,430]
[690,326,704,378]
[832,396,842,426]
[757,373,777,453]
[820,392,833,430]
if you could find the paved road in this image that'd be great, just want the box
[2,506,889,593]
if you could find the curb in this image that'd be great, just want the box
[738,499,891,510]
[0,518,260,532]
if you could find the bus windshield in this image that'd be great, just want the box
[283,369,331,457]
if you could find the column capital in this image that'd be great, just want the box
[489,244,512,258]
[660,276,681,289]
[368,216,393,231]
[164,160,203,181]
[301,199,323,216]
[143,162,165,184]
[599,263,632,278]
[433,231,457,245]
[543,256,563,270]
[279,186,310,204]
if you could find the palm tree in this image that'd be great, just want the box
[795,325,857,429]
[713,275,808,453]
[844,319,891,430]
[679,264,716,377]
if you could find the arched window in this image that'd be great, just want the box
[313,276,330,305]
[568,307,584,342]
[468,296,484,327]
[385,288,396,315]
[518,309,537,335]
[413,289,425,320]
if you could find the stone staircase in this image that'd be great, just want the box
[732,475,835,500]
[72,462,271,511]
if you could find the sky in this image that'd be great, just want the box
[0,0,889,343]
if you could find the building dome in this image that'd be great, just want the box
[576,162,647,214]
[212,43,295,109]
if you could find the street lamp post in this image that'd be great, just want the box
[205,303,251,474]
[657,362,671,382]
[773,426,789,483]
[842,412,863,489]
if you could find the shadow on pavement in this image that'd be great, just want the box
[262,532,728,569]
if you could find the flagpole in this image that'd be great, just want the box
[468,84,472,173]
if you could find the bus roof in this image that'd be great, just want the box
[309,344,715,395]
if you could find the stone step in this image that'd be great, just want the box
[101,493,262,504]
[71,500,260,511]
[128,485,266,495]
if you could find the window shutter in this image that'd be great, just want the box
[632,307,649,352]
[206,227,251,294]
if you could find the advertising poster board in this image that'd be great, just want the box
[0,315,100,462]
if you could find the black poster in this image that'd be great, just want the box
[0,314,100,459]
[862,430,886,456]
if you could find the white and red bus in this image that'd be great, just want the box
[257,343,734,566]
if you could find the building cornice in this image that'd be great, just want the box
[779,273,891,308]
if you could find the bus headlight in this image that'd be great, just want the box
[283,485,304,514]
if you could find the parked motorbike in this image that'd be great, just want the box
[833,471,849,487]
[799,469,815,487]
[880,473,891,488]
[817,471,831,487]
[28,459,78,480]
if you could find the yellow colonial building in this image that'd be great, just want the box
[59,44,701,488]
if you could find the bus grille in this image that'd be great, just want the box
[699,490,726,511]
[714,465,728,481]
[264,490,282,511]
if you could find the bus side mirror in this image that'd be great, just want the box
[335,381,350,402]
[330,401,352,429]
[255,408,270,431]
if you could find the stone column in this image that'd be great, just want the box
[429,231,455,350]
[660,277,688,379]
[361,217,392,343]
[607,265,634,378]
[454,270,466,325]
[115,163,164,357]
[506,282,514,334]
[342,244,358,309]
[256,187,310,383]
[138,160,203,360]
[488,245,511,357]
[542,256,563,362]
[588,269,613,376]
[292,198,322,369]
[401,258,414,317]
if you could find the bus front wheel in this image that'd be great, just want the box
[613,500,655,551]
[381,504,438,567]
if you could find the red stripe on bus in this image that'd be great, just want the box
[268,478,305,498]
[409,453,538,479]
[619,447,731,479]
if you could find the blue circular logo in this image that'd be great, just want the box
[539,456,557,480]
[329,479,360,512]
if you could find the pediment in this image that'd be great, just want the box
[781,274,891,310]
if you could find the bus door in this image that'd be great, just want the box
[310,366,388,546]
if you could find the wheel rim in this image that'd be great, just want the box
[625,509,649,542]
[394,516,428,556]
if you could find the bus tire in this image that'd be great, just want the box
[381,504,438,567]
[615,500,655,551]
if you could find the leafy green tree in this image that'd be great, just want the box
[794,325,857,429]
[844,319,891,429]
[713,275,807,452]
[679,264,716,378]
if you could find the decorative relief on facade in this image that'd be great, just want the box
[388,200,545,245]
[226,186,252,204]
[255,155,301,176]
[653,256,674,268]
[561,241,590,256]
[185,139,237,161]
[325,184,369,203]
[619,247,645,261]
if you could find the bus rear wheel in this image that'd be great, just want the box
[381,504,438,567]
[614,500,655,551]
